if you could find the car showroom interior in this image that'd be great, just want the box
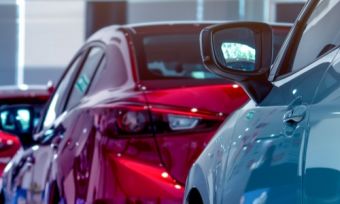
[2,0,340,203]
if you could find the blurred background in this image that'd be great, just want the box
[0,0,306,86]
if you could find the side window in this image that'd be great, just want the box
[283,0,340,75]
[65,47,104,109]
[42,55,82,130]
[87,57,107,94]
[87,45,128,95]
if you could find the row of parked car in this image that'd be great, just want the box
[0,0,338,203]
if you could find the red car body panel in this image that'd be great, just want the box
[0,85,50,103]
[0,131,20,177]
[143,83,248,183]
[56,23,290,203]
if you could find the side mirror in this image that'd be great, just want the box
[0,105,35,148]
[47,80,55,94]
[201,22,273,103]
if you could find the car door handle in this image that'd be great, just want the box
[283,105,307,124]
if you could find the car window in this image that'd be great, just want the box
[139,33,221,80]
[87,45,128,95]
[87,57,107,94]
[283,0,340,75]
[41,55,82,130]
[65,47,104,109]
[138,28,289,81]
[272,27,290,62]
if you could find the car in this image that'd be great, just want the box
[0,85,51,176]
[184,0,340,204]
[0,131,19,178]
[1,22,290,204]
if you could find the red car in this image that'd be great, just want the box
[0,131,19,177]
[0,85,50,176]
[1,22,290,204]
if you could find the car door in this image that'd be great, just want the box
[215,0,340,203]
[301,1,340,203]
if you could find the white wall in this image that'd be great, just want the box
[24,1,85,69]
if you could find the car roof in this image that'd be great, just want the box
[87,21,292,44]
[87,21,218,44]
[0,84,50,101]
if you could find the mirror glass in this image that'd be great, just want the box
[0,107,32,135]
[213,28,257,72]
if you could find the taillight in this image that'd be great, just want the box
[92,104,152,137]
[117,110,148,133]
[92,103,225,138]
[168,114,199,131]
[150,105,225,135]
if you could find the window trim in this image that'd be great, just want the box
[275,45,340,81]
[35,51,86,133]
[270,0,321,81]
[36,41,105,133]
[62,42,106,111]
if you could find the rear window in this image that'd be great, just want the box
[137,26,289,80]
[139,33,219,80]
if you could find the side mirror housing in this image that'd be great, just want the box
[201,22,273,103]
[0,105,35,148]
[47,80,55,94]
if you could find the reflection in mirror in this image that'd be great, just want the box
[213,28,257,72]
[221,42,256,71]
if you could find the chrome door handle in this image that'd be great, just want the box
[283,105,307,124]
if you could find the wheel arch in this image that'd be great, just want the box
[185,164,210,204]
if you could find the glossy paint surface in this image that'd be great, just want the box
[185,1,340,203]
[144,83,247,184]
[186,47,340,204]
[0,131,20,177]
[54,83,245,203]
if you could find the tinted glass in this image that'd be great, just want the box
[140,34,219,80]
[87,45,128,94]
[87,57,107,94]
[139,28,288,80]
[42,55,82,130]
[291,0,340,72]
[66,47,104,109]
[0,108,31,134]
[272,27,290,62]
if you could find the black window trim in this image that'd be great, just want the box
[62,41,106,111]
[270,0,321,82]
[36,41,105,133]
[35,51,86,133]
